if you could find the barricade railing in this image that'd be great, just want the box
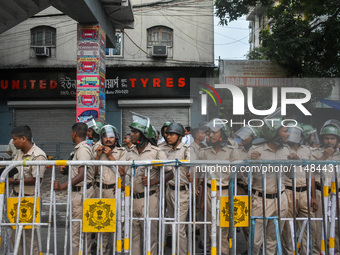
[0,159,339,255]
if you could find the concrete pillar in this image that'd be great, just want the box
[76,24,106,122]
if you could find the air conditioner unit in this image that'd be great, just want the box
[35,46,50,57]
[152,45,167,57]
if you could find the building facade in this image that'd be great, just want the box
[0,1,214,158]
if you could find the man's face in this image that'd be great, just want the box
[130,129,141,144]
[12,135,25,150]
[209,128,222,144]
[166,132,180,145]
[323,135,338,148]
[185,129,189,136]
[71,131,77,143]
[279,127,289,143]
[87,129,94,139]
[163,127,169,139]
[205,131,211,142]
[123,135,131,145]
[103,136,116,146]
[242,136,253,147]
[197,130,205,142]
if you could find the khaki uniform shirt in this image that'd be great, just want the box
[126,142,172,194]
[95,147,127,184]
[72,141,94,187]
[238,147,250,185]
[13,144,47,195]
[91,141,102,159]
[248,143,290,193]
[312,147,340,187]
[198,145,240,186]
[284,145,312,187]
[228,138,239,147]
[189,142,206,158]
[158,141,172,153]
[167,142,193,186]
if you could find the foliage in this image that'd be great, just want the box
[215,0,340,77]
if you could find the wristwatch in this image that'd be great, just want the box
[13,179,18,185]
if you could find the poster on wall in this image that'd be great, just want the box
[77,108,99,122]
[77,88,99,108]
[77,41,100,57]
[77,57,99,75]
[100,73,106,93]
[77,75,99,88]
[77,25,99,41]
[99,91,105,110]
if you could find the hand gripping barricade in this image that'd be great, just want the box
[0,159,340,254]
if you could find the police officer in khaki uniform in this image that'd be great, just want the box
[9,125,47,254]
[249,117,290,254]
[234,125,260,245]
[54,122,95,255]
[165,123,194,254]
[199,118,240,254]
[86,119,105,158]
[312,119,340,254]
[93,124,127,254]
[126,113,173,255]
[234,125,260,195]
[189,127,206,243]
[190,127,206,156]
[158,121,172,153]
[281,122,318,254]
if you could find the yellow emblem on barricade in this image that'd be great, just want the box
[7,197,40,229]
[220,196,249,227]
[83,199,116,232]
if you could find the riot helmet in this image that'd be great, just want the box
[286,122,303,144]
[87,119,105,142]
[205,118,230,146]
[100,125,117,148]
[129,112,154,147]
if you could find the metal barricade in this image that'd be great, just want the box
[0,159,339,254]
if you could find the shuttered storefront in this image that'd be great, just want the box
[121,107,190,137]
[14,108,76,159]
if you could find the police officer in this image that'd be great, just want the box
[86,119,105,157]
[189,127,206,157]
[302,124,320,148]
[158,121,172,152]
[165,123,194,254]
[234,125,260,195]
[94,125,127,255]
[54,122,95,255]
[234,125,260,245]
[281,122,318,254]
[249,117,290,254]
[198,118,240,254]
[312,119,340,253]
[126,113,173,255]
[9,125,47,254]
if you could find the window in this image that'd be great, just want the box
[31,26,56,46]
[106,31,123,57]
[147,26,173,47]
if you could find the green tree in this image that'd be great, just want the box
[215,0,340,77]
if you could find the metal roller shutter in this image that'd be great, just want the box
[122,107,190,137]
[14,108,76,159]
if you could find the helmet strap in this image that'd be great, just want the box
[93,133,100,143]
[272,135,284,148]
[136,133,149,148]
